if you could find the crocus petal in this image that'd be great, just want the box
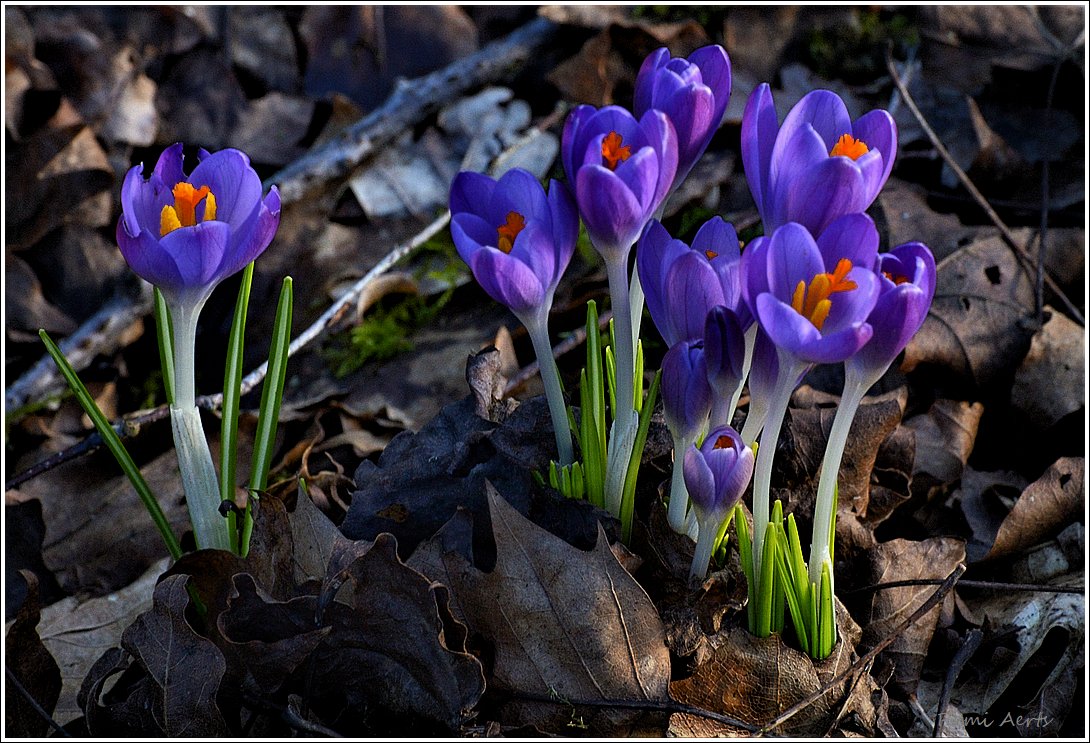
[662,340,712,440]
[851,283,929,374]
[152,143,186,192]
[546,179,578,282]
[781,156,869,236]
[741,83,778,219]
[222,187,281,277]
[189,149,263,228]
[561,105,596,182]
[638,109,678,210]
[821,267,879,334]
[704,305,746,387]
[795,322,873,364]
[816,213,880,273]
[634,48,671,115]
[767,124,835,230]
[690,45,731,123]
[158,220,233,289]
[508,221,559,289]
[692,215,741,263]
[613,146,659,210]
[852,109,897,192]
[120,165,163,238]
[740,234,770,316]
[450,213,495,263]
[116,220,185,290]
[489,168,550,226]
[683,445,717,514]
[765,223,825,301]
[756,292,823,359]
[637,220,689,345]
[665,252,725,343]
[778,89,852,153]
[470,246,546,315]
[667,84,714,171]
[450,171,496,216]
[577,165,646,256]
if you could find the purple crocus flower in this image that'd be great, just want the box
[742,215,880,365]
[684,424,755,581]
[637,216,751,348]
[847,242,936,384]
[449,168,577,322]
[117,143,281,307]
[634,45,731,187]
[661,340,713,443]
[703,305,746,427]
[561,105,678,257]
[742,83,896,236]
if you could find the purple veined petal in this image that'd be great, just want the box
[756,292,823,360]
[561,105,596,182]
[885,241,937,302]
[546,179,578,278]
[470,245,547,315]
[741,83,778,220]
[663,57,701,84]
[158,220,233,289]
[151,143,186,192]
[715,261,752,327]
[692,216,741,263]
[689,44,731,126]
[854,148,887,206]
[746,326,780,406]
[488,168,550,226]
[664,83,715,172]
[120,164,165,238]
[851,282,929,374]
[637,220,688,345]
[664,252,725,343]
[705,444,739,491]
[638,109,678,210]
[764,223,825,302]
[816,213,879,273]
[704,305,746,387]
[450,212,496,263]
[795,321,873,364]
[852,108,897,191]
[780,156,869,236]
[633,47,671,115]
[767,124,833,230]
[507,221,559,290]
[683,444,717,514]
[821,267,879,335]
[450,170,497,216]
[576,165,646,256]
[613,146,659,210]
[661,340,712,440]
[221,187,281,277]
[740,234,770,318]
[115,219,185,291]
[584,106,642,153]
[778,89,853,153]
[188,149,263,228]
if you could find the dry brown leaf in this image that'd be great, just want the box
[1010,308,1085,431]
[905,399,985,500]
[861,537,966,696]
[4,571,61,738]
[902,235,1036,389]
[446,485,670,730]
[985,457,1084,561]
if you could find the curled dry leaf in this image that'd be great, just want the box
[902,234,1036,389]
[1010,308,1085,431]
[4,571,62,738]
[984,457,1084,561]
[442,485,671,732]
[860,537,967,697]
[904,398,985,501]
[954,466,1029,562]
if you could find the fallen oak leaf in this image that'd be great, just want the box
[984,457,1084,562]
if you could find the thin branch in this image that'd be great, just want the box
[932,628,982,737]
[841,577,1083,597]
[884,47,1084,327]
[758,564,965,734]
[5,666,72,738]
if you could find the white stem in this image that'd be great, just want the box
[523,313,574,466]
[667,428,696,532]
[170,404,230,550]
[629,265,645,361]
[729,324,759,424]
[605,256,635,424]
[751,358,805,595]
[685,508,700,540]
[807,365,878,586]
[604,409,639,516]
[689,512,721,585]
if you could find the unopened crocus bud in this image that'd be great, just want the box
[704,305,746,427]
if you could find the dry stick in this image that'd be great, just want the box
[758,564,965,735]
[931,628,983,737]
[842,577,1083,597]
[885,49,1084,327]
[5,17,560,419]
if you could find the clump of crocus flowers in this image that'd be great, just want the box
[450,42,935,661]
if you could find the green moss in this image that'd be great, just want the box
[804,9,919,83]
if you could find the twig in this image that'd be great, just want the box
[504,690,761,734]
[758,564,965,734]
[932,628,982,737]
[841,577,1083,597]
[884,48,1084,327]
[504,308,614,396]
[4,666,72,738]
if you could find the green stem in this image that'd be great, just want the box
[524,312,574,466]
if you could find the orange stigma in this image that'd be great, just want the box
[883,271,910,286]
[705,249,719,260]
[160,182,217,236]
[790,258,857,331]
[601,131,632,170]
[713,433,735,449]
[830,134,869,160]
[496,211,526,253]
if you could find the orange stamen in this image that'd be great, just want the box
[496,211,526,254]
[705,249,719,260]
[883,271,910,285]
[830,133,869,160]
[790,258,858,331]
[601,131,632,171]
[160,182,216,236]
[713,433,734,450]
